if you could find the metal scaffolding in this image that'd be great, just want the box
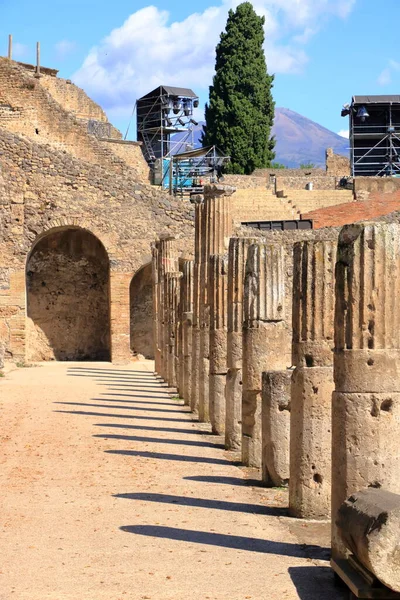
[342,95,400,177]
[159,146,230,196]
[136,85,200,165]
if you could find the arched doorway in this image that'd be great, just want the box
[26,227,111,361]
[130,263,154,359]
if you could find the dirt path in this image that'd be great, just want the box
[0,362,346,600]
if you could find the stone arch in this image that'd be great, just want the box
[28,217,114,260]
[26,225,111,361]
[130,262,154,359]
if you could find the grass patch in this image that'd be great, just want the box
[16,361,35,368]
[0,371,4,377]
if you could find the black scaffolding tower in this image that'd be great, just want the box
[136,85,199,165]
[342,95,400,176]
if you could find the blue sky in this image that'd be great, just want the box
[1,0,399,140]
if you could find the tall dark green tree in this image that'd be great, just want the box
[202,2,275,174]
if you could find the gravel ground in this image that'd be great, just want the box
[0,362,346,600]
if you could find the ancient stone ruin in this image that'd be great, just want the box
[153,186,400,596]
[2,54,400,597]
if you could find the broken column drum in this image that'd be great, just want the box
[242,242,291,468]
[199,184,234,423]
[290,239,336,519]
[337,488,400,592]
[225,236,258,450]
[332,222,400,558]
[209,253,228,435]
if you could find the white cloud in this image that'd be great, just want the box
[73,0,356,119]
[13,42,28,59]
[337,129,349,138]
[55,40,76,59]
[378,60,400,86]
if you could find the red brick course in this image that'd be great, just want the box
[302,191,400,228]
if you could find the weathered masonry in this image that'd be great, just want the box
[0,57,194,366]
[153,185,400,596]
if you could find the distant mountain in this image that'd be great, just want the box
[171,107,349,168]
[272,107,348,168]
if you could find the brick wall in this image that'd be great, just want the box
[0,126,195,364]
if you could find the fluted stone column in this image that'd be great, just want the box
[225,236,259,450]
[242,242,291,468]
[153,236,179,381]
[191,201,203,413]
[165,271,182,388]
[332,222,400,559]
[209,253,228,434]
[262,370,291,486]
[180,259,194,405]
[289,239,336,519]
[199,184,234,423]
[151,243,161,375]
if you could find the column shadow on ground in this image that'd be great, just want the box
[54,410,193,423]
[93,423,206,435]
[94,433,224,449]
[105,449,235,465]
[114,492,287,516]
[91,397,178,406]
[54,401,188,413]
[184,475,266,487]
[119,525,329,560]
[288,566,347,600]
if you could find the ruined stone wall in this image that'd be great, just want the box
[325,148,350,177]
[354,177,400,195]
[254,167,325,178]
[222,175,266,189]
[39,73,110,124]
[275,175,337,191]
[99,139,150,183]
[0,126,194,363]
[0,58,147,182]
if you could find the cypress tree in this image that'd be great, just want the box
[202,2,275,174]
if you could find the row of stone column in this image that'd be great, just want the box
[152,186,400,562]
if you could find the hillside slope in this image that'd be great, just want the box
[273,107,348,168]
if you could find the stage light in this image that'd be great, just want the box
[165,118,173,127]
[173,99,182,114]
[183,99,191,116]
[190,119,199,126]
[193,99,199,108]
[177,118,185,126]
[357,106,369,122]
